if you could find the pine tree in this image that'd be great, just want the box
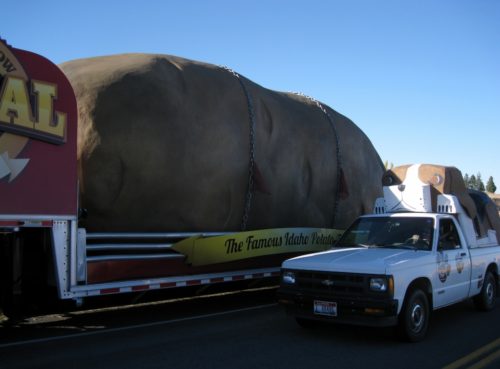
[463,173,470,188]
[383,161,394,170]
[477,173,485,191]
[469,174,477,190]
[486,176,497,193]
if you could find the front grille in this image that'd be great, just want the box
[279,270,397,320]
[294,270,369,297]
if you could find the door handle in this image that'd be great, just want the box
[460,252,467,257]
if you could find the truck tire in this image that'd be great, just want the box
[473,271,497,311]
[398,289,429,342]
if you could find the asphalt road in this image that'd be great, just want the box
[1,286,500,369]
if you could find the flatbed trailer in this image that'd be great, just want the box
[0,38,339,315]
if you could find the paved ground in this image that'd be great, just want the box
[1,287,499,369]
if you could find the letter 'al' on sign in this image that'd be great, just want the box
[0,75,66,144]
[0,61,66,144]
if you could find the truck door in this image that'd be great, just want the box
[433,218,472,308]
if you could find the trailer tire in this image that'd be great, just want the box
[0,236,20,319]
[0,295,22,320]
[473,271,497,312]
[398,289,429,342]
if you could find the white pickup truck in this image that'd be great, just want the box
[278,164,500,341]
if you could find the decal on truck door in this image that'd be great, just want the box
[434,218,471,308]
[437,252,451,283]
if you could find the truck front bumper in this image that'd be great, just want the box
[277,288,399,327]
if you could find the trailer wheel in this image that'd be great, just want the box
[0,294,22,320]
[0,234,19,319]
[474,272,497,312]
[1,230,55,319]
[398,289,429,342]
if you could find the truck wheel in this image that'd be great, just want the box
[474,272,497,311]
[398,289,429,342]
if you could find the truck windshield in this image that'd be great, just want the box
[335,216,434,250]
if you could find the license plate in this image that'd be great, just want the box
[314,300,337,317]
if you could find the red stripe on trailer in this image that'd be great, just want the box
[92,270,280,296]
[132,285,150,291]
[101,288,120,294]
[0,220,55,227]
[0,221,21,227]
[160,282,177,288]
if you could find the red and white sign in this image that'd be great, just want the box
[0,38,77,216]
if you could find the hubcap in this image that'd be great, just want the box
[410,303,424,332]
[486,282,494,303]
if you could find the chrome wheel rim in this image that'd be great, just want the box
[410,303,424,332]
[486,282,494,304]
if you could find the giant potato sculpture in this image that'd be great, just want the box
[59,54,384,232]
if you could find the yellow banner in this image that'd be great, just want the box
[171,228,344,266]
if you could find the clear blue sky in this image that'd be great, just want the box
[4,0,500,188]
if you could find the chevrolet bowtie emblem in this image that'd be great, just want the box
[322,279,334,287]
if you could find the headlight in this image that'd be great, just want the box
[369,277,391,292]
[282,270,296,284]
